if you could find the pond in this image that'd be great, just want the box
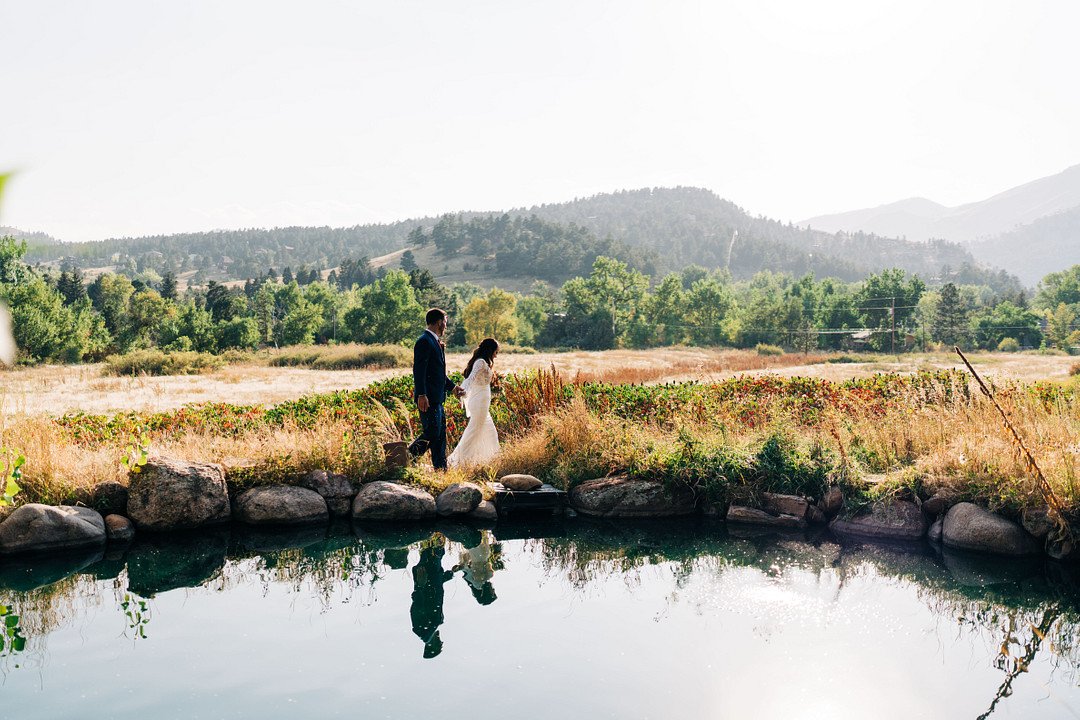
[2,519,1080,719]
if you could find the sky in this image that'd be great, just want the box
[2,0,1079,243]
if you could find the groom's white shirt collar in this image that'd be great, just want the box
[425,328,440,343]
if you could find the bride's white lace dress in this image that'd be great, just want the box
[448,359,500,467]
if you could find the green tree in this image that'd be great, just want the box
[685,276,733,346]
[462,288,517,346]
[345,270,423,344]
[159,270,178,301]
[932,282,969,346]
[1046,303,1078,350]
[88,273,135,349]
[970,301,1043,350]
[0,276,84,361]
[1034,265,1080,312]
[217,317,260,350]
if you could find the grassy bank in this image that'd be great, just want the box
[2,366,1078,521]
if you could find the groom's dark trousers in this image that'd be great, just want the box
[410,330,455,470]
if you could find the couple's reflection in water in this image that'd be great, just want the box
[402,529,500,659]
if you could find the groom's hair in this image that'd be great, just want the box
[425,308,446,326]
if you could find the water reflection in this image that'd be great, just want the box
[1,520,1080,718]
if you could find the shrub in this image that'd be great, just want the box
[997,337,1020,352]
[755,343,784,356]
[102,349,224,376]
[269,343,411,370]
[1071,362,1080,377]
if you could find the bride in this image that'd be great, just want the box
[447,338,501,468]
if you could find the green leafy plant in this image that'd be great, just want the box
[121,430,150,474]
[0,604,26,655]
[120,592,151,639]
[0,448,24,507]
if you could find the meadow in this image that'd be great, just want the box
[1,348,1078,525]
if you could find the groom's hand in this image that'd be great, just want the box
[417,394,430,412]
[452,386,465,398]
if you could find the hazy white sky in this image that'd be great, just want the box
[2,0,1078,242]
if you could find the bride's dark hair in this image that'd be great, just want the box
[464,338,500,378]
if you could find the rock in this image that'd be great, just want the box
[821,487,844,516]
[104,514,135,543]
[928,516,943,543]
[922,492,955,517]
[127,456,231,531]
[500,474,542,491]
[352,481,436,521]
[762,493,810,519]
[829,500,927,541]
[299,469,355,518]
[1047,536,1079,562]
[807,505,827,524]
[569,476,696,518]
[235,485,329,526]
[436,483,483,516]
[1021,506,1055,540]
[0,504,107,554]
[726,505,806,529]
[90,482,129,516]
[943,502,1042,556]
[468,499,498,522]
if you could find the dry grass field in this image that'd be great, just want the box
[0,348,1075,417]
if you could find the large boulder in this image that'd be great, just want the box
[569,476,696,518]
[299,469,356,518]
[726,505,806,529]
[1021,505,1055,540]
[469,499,498,522]
[762,493,810,519]
[942,502,1042,556]
[500,474,542,491]
[235,485,329,526]
[127,456,231,531]
[0,504,107,554]
[104,514,136,543]
[352,482,436,521]
[829,500,927,541]
[436,483,483,516]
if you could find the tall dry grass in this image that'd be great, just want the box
[568,350,830,384]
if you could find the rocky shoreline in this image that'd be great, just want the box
[0,455,1073,564]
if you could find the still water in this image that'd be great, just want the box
[2,519,1080,720]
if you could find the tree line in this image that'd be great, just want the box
[2,232,1077,364]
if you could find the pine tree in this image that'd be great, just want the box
[160,270,178,301]
[932,282,968,346]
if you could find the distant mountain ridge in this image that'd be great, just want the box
[801,163,1080,243]
[1,226,59,245]
[800,164,1080,285]
[21,187,1017,291]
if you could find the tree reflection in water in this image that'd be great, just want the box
[2,519,1080,716]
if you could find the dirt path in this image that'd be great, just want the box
[0,350,1073,417]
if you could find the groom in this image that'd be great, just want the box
[409,308,463,470]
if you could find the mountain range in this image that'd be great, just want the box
[18,187,1019,293]
[801,164,1080,284]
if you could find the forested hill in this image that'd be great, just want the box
[1,226,58,246]
[513,188,1012,287]
[20,187,1016,291]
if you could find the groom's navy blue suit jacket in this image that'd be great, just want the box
[413,331,455,405]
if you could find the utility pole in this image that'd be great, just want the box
[890,297,896,356]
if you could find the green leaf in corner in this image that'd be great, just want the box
[0,173,9,205]
[5,476,21,498]
[5,614,19,628]
[12,635,25,652]
[0,605,8,615]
